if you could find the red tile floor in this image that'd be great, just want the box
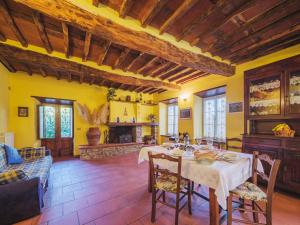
[15,152,300,225]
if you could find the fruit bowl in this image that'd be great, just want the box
[272,123,295,137]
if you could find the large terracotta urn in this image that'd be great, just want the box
[86,127,101,146]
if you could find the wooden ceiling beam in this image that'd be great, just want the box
[83,32,92,61]
[158,89,166,94]
[39,67,47,77]
[32,12,52,53]
[0,0,27,46]
[119,0,134,18]
[141,0,168,27]
[61,22,69,58]
[0,55,16,72]
[149,61,173,77]
[169,70,199,82]
[148,88,159,94]
[143,87,156,93]
[79,73,84,83]
[98,40,111,65]
[0,43,180,91]
[14,0,234,76]
[21,63,32,75]
[211,0,300,56]
[134,86,147,92]
[137,56,159,75]
[177,72,208,84]
[125,52,145,71]
[67,72,72,82]
[113,48,130,69]
[191,0,259,46]
[158,65,182,79]
[159,0,198,35]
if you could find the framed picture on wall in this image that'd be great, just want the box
[18,107,29,117]
[229,102,243,113]
[180,108,192,119]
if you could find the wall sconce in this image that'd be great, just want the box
[180,93,189,101]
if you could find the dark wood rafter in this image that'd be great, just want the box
[169,69,199,82]
[159,0,198,35]
[0,55,16,72]
[0,0,27,46]
[126,52,145,71]
[113,48,130,69]
[92,0,99,7]
[61,22,69,58]
[83,32,92,61]
[98,40,111,65]
[39,67,47,77]
[141,0,168,27]
[209,0,299,54]
[119,0,134,18]
[55,70,61,80]
[79,73,84,83]
[157,65,182,79]
[158,89,165,93]
[67,72,72,82]
[149,89,159,94]
[177,72,208,84]
[0,43,180,91]
[21,63,32,75]
[176,0,228,41]
[137,56,159,74]
[143,87,156,93]
[0,31,6,41]
[89,75,95,85]
[191,0,260,46]
[149,61,173,77]
[134,86,147,92]
[32,12,52,53]
[166,68,194,81]
[14,0,234,76]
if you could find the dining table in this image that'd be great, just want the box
[138,144,263,225]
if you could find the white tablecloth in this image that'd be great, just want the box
[138,146,262,209]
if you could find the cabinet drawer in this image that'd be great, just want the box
[285,140,300,150]
[244,137,281,147]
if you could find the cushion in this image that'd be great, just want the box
[0,170,28,185]
[231,182,267,202]
[18,147,46,161]
[154,174,187,193]
[0,145,7,172]
[4,145,23,164]
[7,156,52,188]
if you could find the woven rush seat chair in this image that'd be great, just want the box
[148,152,192,225]
[227,151,281,225]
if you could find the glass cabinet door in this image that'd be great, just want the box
[286,70,300,116]
[248,74,282,117]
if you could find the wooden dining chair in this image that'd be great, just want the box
[225,138,243,151]
[148,152,192,225]
[227,151,281,225]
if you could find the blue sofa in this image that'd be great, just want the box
[0,144,53,225]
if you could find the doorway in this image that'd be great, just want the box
[37,99,74,157]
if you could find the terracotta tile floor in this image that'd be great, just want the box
[15,152,300,225]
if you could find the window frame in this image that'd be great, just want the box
[202,94,226,141]
[167,103,179,136]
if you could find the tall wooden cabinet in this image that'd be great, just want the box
[243,55,300,194]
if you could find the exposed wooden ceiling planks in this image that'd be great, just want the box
[97,40,111,65]
[166,67,194,81]
[177,72,208,84]
[159,0,199,35]
[125,52,145,71]
[158,64,182,79]
[149,61,173,77]
[141,0,169,27]
[113,48,131,69]
[137,56,159,74]
[32,12,52,53]
[0,0,27,46]
[0,55,16,72]
[0,31,6,41]
[14,0,234,76]
[39,67,47,77]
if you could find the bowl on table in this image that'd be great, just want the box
[193,151,217,165]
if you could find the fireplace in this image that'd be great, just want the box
[109,125,142,143]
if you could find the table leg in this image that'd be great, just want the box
[209,188,220,225]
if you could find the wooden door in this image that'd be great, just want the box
[39,104,74,157]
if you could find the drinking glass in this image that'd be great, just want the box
[195,138,202,146]
[174,135,180,147]
[207,138,213,149]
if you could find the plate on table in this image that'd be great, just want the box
[199,145,209,150]
[193,151,217,165]
[218,153,240,163]
[169,148,184,157]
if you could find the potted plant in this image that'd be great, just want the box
[107,88,117,102]
[148,114,156,123]
[76,103,109,146]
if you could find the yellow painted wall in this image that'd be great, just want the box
[155,44,300,142]
[0,63,10,134]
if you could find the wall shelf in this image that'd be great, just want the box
[111,99,157,106]
[107,122,159,127]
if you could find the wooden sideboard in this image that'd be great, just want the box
[243,55,300,195]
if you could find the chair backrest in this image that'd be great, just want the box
[226,138,242,151]
[252,151,281,200]
[148,152,182,193]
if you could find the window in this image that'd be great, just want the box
[203,95,226,140]
[167,104,178,135]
